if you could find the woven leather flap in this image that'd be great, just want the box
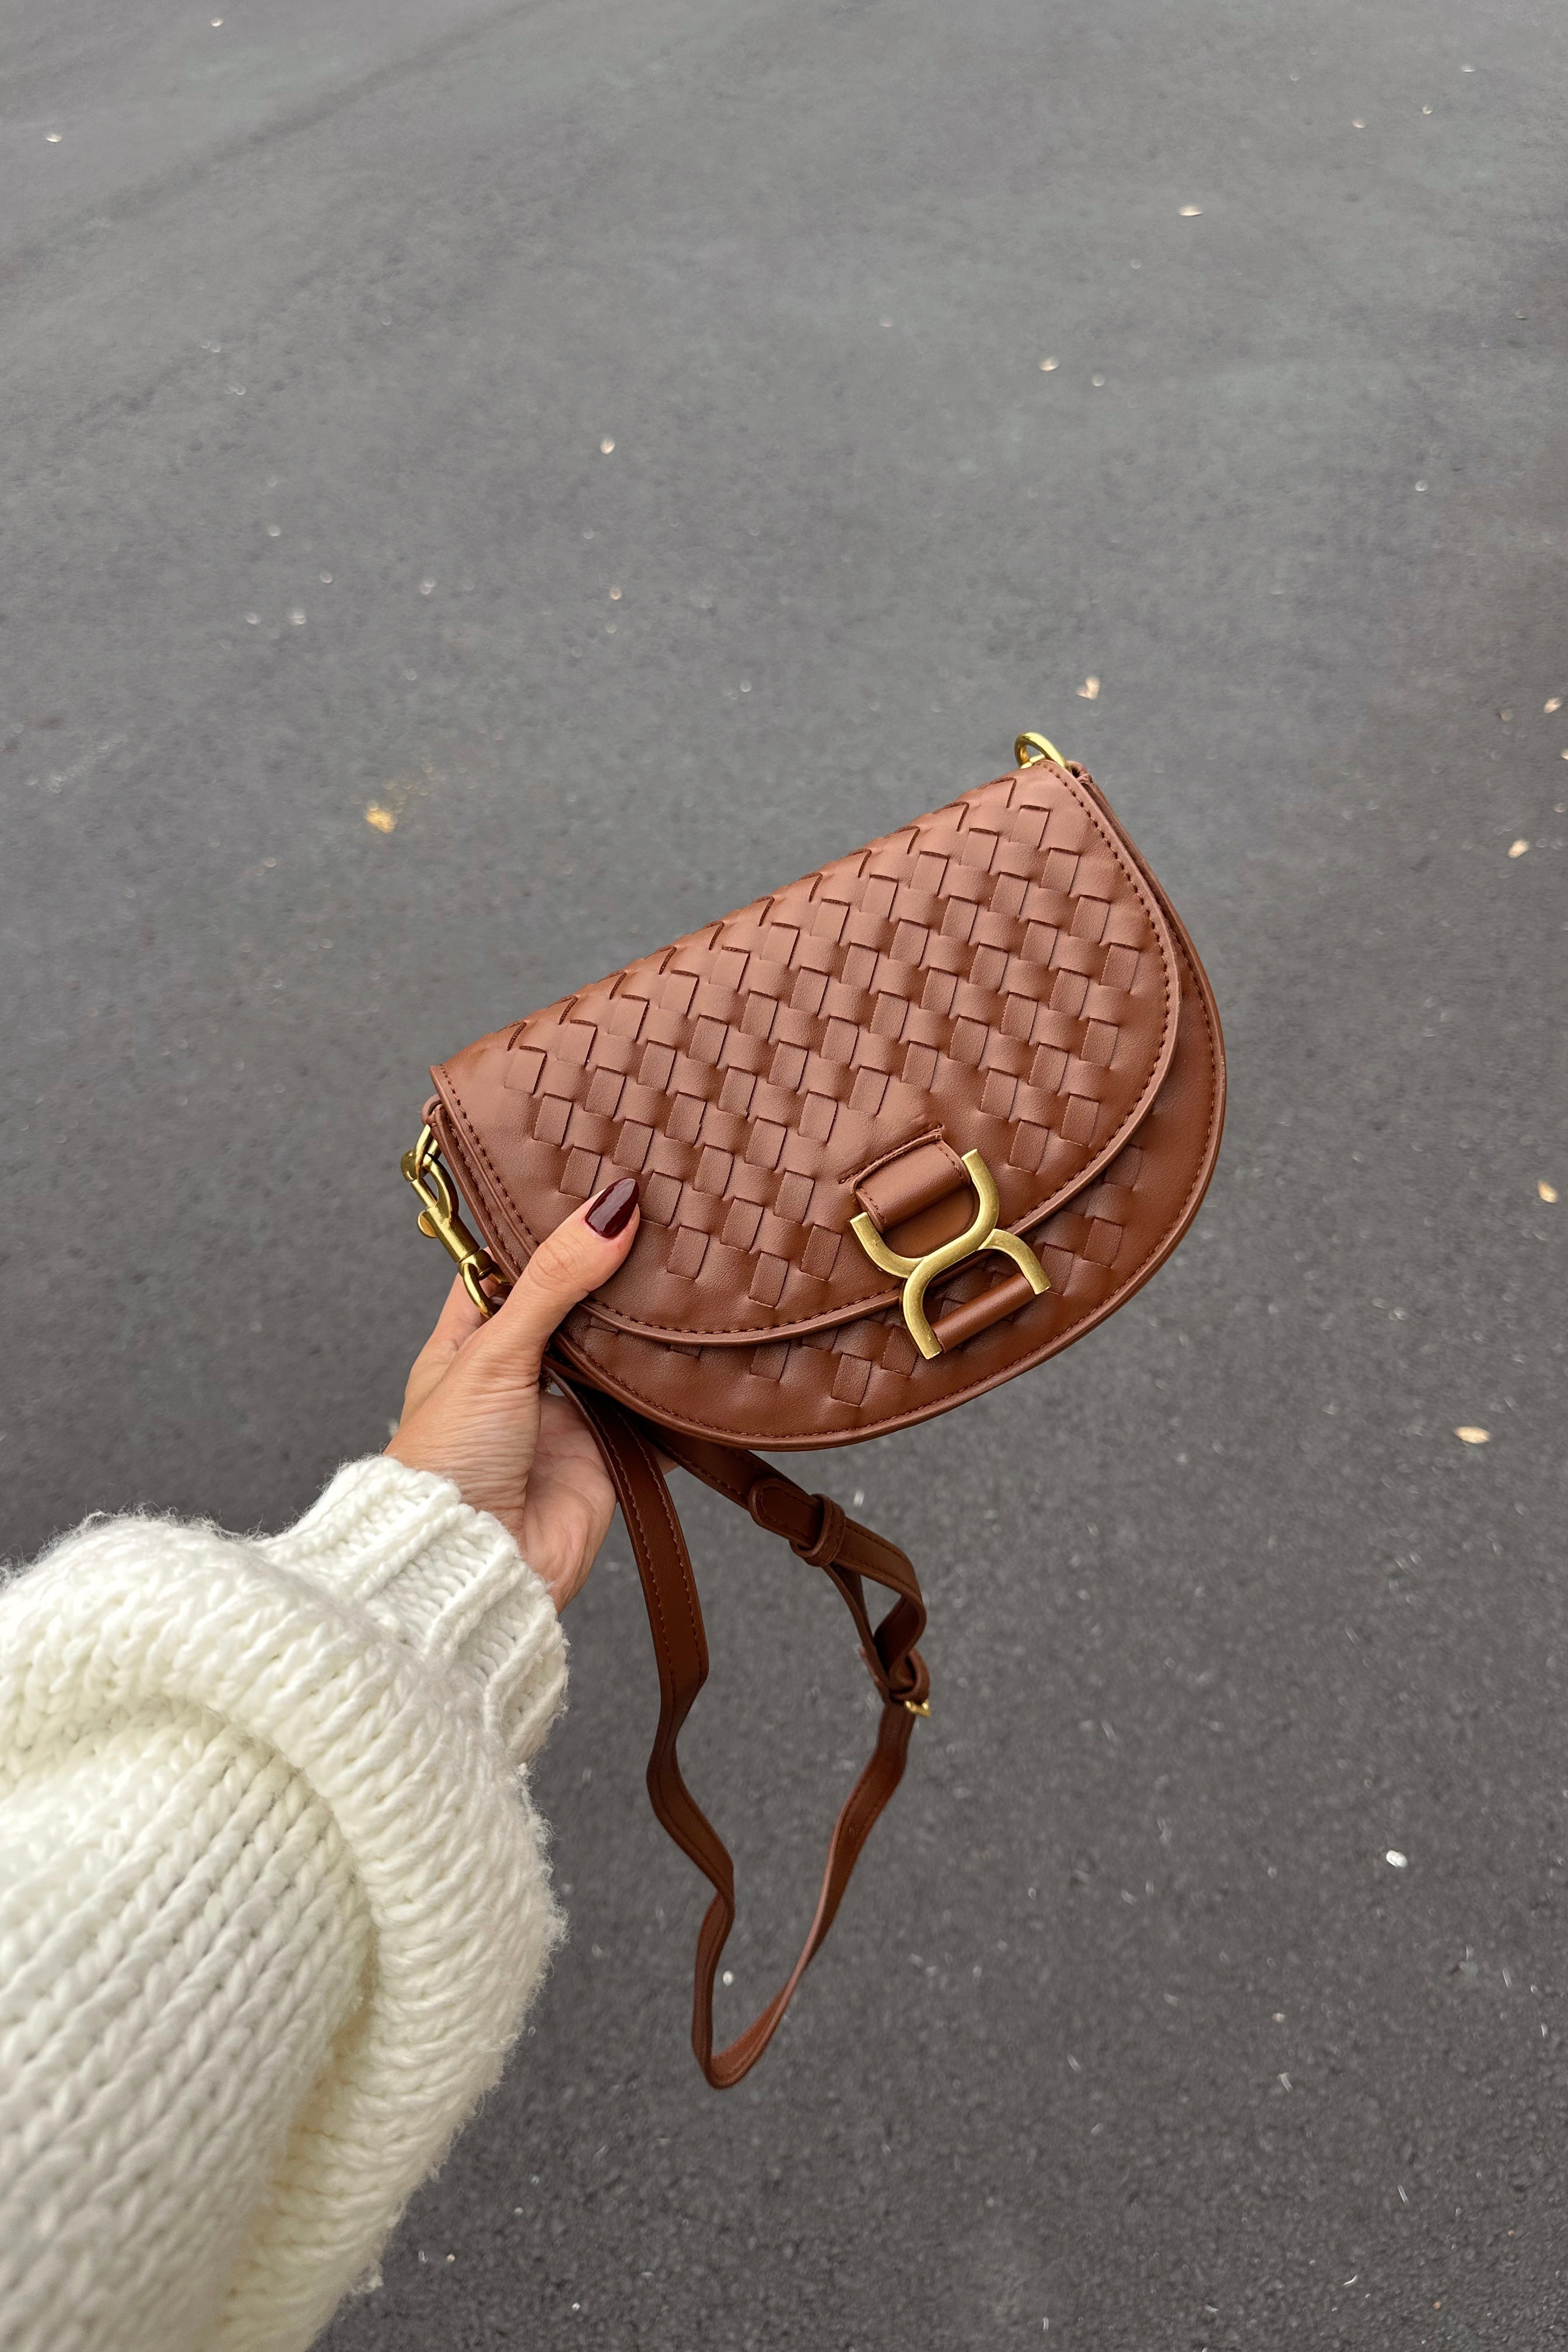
[432,762,1180,1345]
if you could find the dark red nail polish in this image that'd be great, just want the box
[585,1174,639,1238]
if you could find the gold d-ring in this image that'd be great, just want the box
[1015,732,1067,768]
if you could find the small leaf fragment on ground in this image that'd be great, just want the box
[365,804,397,833]
[1077,676,1100,699]
[1539,1180,1558,1203]
[1508,839,1530,857]
[1454,1426,1490,1445]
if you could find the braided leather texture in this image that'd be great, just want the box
[429,760,1224,1449]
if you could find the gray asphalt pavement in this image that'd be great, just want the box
[4,2,1566,2344]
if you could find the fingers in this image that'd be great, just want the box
[426,1273,489,1354]
[480,1177,640,1380]
[397,1275,487,1419]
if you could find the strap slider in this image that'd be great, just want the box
[746,1478,847,1569]
[793,1493,846,1570]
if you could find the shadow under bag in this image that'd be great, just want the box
[402,737,1226,2085]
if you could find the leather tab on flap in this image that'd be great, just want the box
[852,1135,966,1230]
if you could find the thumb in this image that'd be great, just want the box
[477,1175,641,1380]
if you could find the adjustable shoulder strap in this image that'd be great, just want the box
[552,1369,929,2090]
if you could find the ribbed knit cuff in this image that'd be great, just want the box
[258,1458,567,1765]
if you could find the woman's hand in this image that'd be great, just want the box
[386,1177,640,1612]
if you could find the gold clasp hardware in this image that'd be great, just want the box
[1014,731,1067,768]
[401,1124,512,1317]
[849,1149,1049,1362]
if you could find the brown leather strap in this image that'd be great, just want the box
[552,1366,929,2089]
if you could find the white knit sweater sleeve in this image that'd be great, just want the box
[0,1457,569,2352]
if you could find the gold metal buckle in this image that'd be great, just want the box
[849,1149,1049,1361]
[401,1125,512,1317]
[1014,731,1067,768]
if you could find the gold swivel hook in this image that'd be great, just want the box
[400,1125,512,1316]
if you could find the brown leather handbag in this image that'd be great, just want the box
[401,735,1225,2085]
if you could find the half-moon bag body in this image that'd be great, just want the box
[404,744,1225,2085]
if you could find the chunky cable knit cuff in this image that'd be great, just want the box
[258,1458,567,1766]
[0,1460,570,2352]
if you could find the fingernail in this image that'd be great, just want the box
[585,1174,639,1238]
